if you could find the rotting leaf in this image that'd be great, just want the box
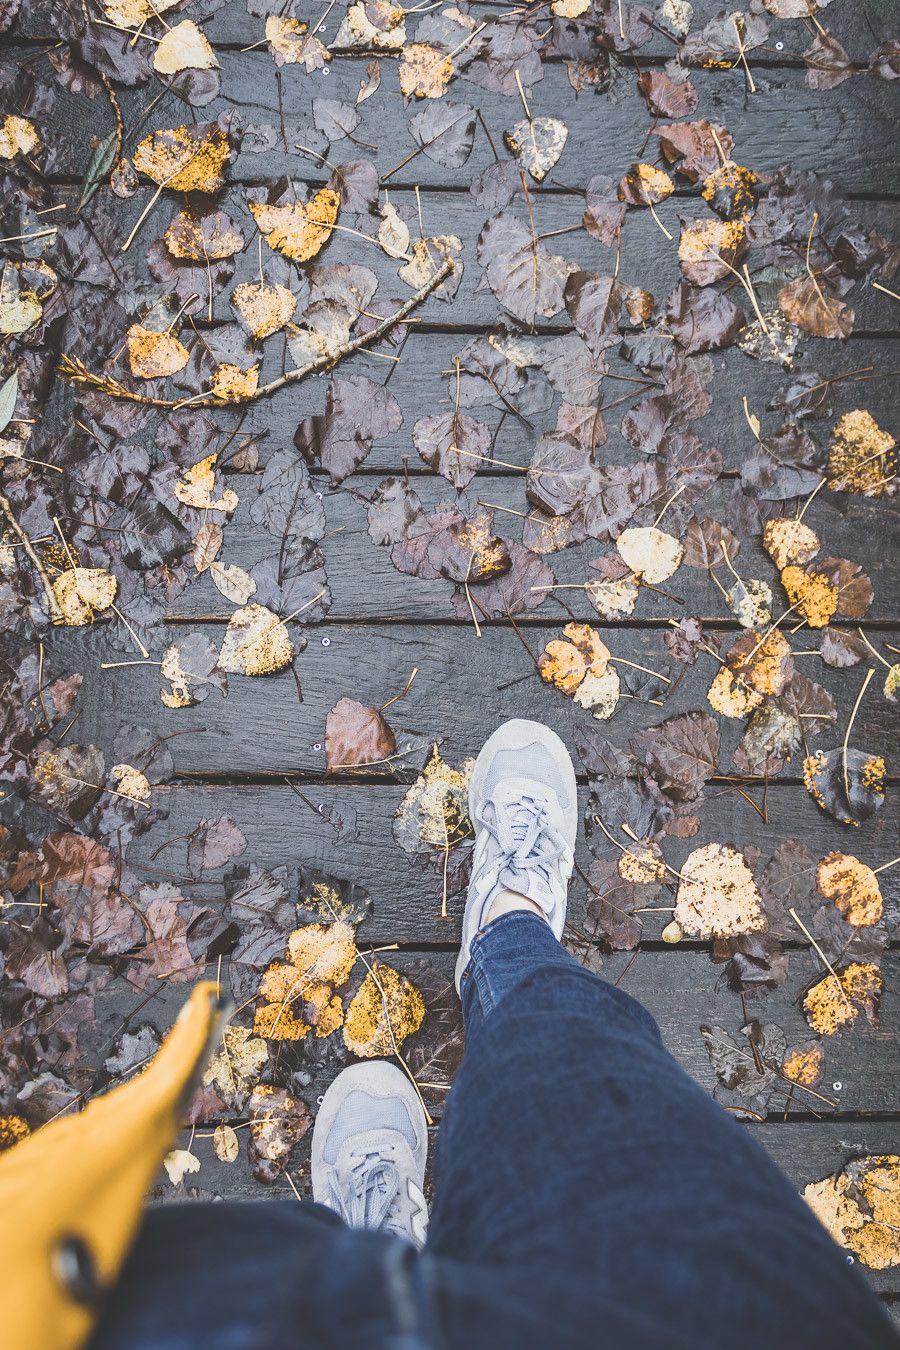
[218,604,295,677]
[133,123,231,194]
[503,116,568,182]
[231,281,296,341]
[674,842,767,939]
[827,410,897,497]
[762,518,820,570]
[805,1155,900,1270]
[803,961,883,1036]
[817,852,883,927]
[127,325,189,380]
[247,1083,311,1184]
[52,568,117,627]
[203,1025,268,1108]
[174,453,239,512]
[803,748,885,827]
[153,20,219,75]
[342,961,425,1057]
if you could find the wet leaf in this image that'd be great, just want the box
[231,281,296,340]
[817,852,883,927]
[503,116,568,182]
[674,842,767,938]
[165,208,244,261]
[218,604,295,676]
[805,1155,900,1270]
[827,410,896,497]
[412,411,490,489]
[803,962,882,1036]
[399,42,453,98]
[247,1084,311,1183]
[127,325,189,380]
[326,698,396,771]
[539,622,610,695]
[803,748,886,827]
[477,213,577,326]
[153,21,218,75]
[393,744,473,854]
[204,1025,269,1107]
[343,961,425,1056]
[133,122,231,193]
[762,518,820,570]
[778,276,853,340]
[249,188,340,263]
[52,568,117,626]
[254,919,358,1040]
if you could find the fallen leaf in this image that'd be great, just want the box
[674,842,767,938]
[249,188,340,263]
[213,1123,239,1162]
[678,217,746,286]
[153,20,219,75]
[782,1041,824,1087]
[803,962,883,1035]
[133,123,231,194]
[163,1148,200,1185]
[247,1083,311,1183]
[618,163,675,206]
[103,0,178,22]
[210,561,256,605]
[160,633,224,708]
[231,281,296,340]
[217,604,295,676]
[805,1155,900,1269]
[803,748,885,827]
[399,42,453,98]
[539,622,610,694]
[325,698,396,771]
[52,568,117,626]
[109,763,151,805]
[254,919,358,1040]
[204,1025,269,1107]
[817,852,883,927]
[762,518,820,570]
[780,565,837,628]
[779,275,854,340]
[265,16,330,69]
[503,116,568,182]
[573,666,621,720]
[393,744,473,854]
[342,961,425,1056]
[827,410,896,497]
[174,453,239,512]
[616,526,683,583]
[412,411,490,489]
[0,115,41,161]
[127,325,189,380]
[165,208,244,262]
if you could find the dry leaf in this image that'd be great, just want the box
[762,518,820,570]
[254,920,358,1040]
[153,20,219,75]
[174,453,239,512]
[249,188,339,263]
[616,526,683,583]
[503,117,568,183]
[0,261,43,335]
[231,281,296,340]
[127,325,189,380]
[325,698,396,771]
[803,962,883,1035]
[163,1147,201,1185]
[203,1025,268,1106]
[210,561,256,605]
[805,1156,900,1270]
[52,567,117,626]
[674,842,767,938]
[399,42,453,98]
[827,410,896,497]
[816,852,883,927]
[218,604,295,676]
[342,961,425,1057]
[133,123,230,194]
[213,1123,239,1163]
[0,115,41,161]
[539,622,610,695]
[780,565,838,628]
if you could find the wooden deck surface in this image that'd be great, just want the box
[2,0,899,1308]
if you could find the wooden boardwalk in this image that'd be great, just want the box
[2,0,899,1311]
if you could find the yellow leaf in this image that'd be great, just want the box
[133,123,230,193]
[204,1025,268,1105]
[616,526,683,583]
[103,0,178,24]
[674,842,766,938]
[249,188,339,263]
[163,1147,200,1185]
[254,920,358,1041]
[231,280,296,340]
[265,15,331,67]
[109,763,151,804]
[399,42,453,98]
[0,115,41,161]
[780,565,837,628]
[165,209,244,261]
[816,852,883,927]
[213,1123,240,1163]
[805,1155,900,1270]
[781,1043,823,1087]
[173,453,239,512]
[342,961,425,1057]
[538,621,610,694]
[393,744,473,853]
[827,409,896,497]
[209,362,260,402]
[153,20,219,74]
[217,603,295,676]
[761,517,820,570]
[52,567,117,626]
[707,664,763,718]
[127,324,189,379]
[803,961,883,1035]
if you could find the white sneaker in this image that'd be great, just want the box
[455,719,578,993]
[311,1061,429,1247]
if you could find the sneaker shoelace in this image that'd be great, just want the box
[473,792,568,903]
[331,1150,405,1237]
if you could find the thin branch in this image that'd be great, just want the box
[60,259,455,410]
[0,489,62,620]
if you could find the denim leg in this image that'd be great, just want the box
[428,914,896,1349]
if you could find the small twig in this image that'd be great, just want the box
[788,907,852,1012]
[381,666,418,712]
[0,490,62,620]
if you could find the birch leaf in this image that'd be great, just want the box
[210,561,256,605]
[342,961,425,1057]
[153,21,219,75]
[616,526,683,583]
[218,603,295,676]
[674,842,767,938]
[249,188,339,263]
[53,568,117,626]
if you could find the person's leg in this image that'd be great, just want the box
[427,721,896,1348]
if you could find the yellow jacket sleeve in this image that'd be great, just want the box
[0,980,226,1350]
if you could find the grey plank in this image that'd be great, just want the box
[24,53,900,196]
[51,619,900,776]
[153,476,900,624]
[124,782,900,943]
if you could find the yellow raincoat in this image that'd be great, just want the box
[0,981,226,1350]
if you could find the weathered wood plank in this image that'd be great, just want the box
[52,620,900,776]
[124,782,900,944]
[76,185,900,337]
[10,0,898,66]
[24,54,900,196]
[155,1118,900,1292]
[153,475,900,624]
[88,949,900,1119]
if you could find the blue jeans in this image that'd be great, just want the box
[92,913,897,1349]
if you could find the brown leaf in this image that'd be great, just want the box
[778,276,854,340]
[325,698,396,771]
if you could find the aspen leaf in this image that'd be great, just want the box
[325,698,396,771]
[378,201,410,259]
[616,526,683,583]
[165,209,244,261]
[194,521,226,574]
[103,0,178,23]
[816,851,883,927]
[780,565,838,628]
[674,842,767,938]
[726,577,771,629]
[539,622,610,695]
[503,117,568,183]
[803,748,885,827]
[209,363,260,402]
[218,603,295,676]
[213,1124,239,1163]
[203,1025,268,1106]
[393,744,473,854]
[707,665,763,718]
[248,1084,311,1182]
[805,1156,900,1270]
[0,116,41,161]
[335,1,406,49]
[803,962,882,1036]
[399,42,453,98]
[163,1148,200,1185]
[619,163,674,206]
[762,518,820,570]
[174,454,239,512]
[53,568,117,626]
[827,410,896,497]
[133,123,231,194]
[781,1041,823,1088]
[153,20,219,75]
[127,325,189,380]
[249,188,339,263]
[0,261,45,335]
[231,281,296,340]
[573,666,621,721]
[109,764,151,804]
[254,920,358,1040]
[265,16,330,69]
[342,961,425,1057]
[210,561,256,605]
